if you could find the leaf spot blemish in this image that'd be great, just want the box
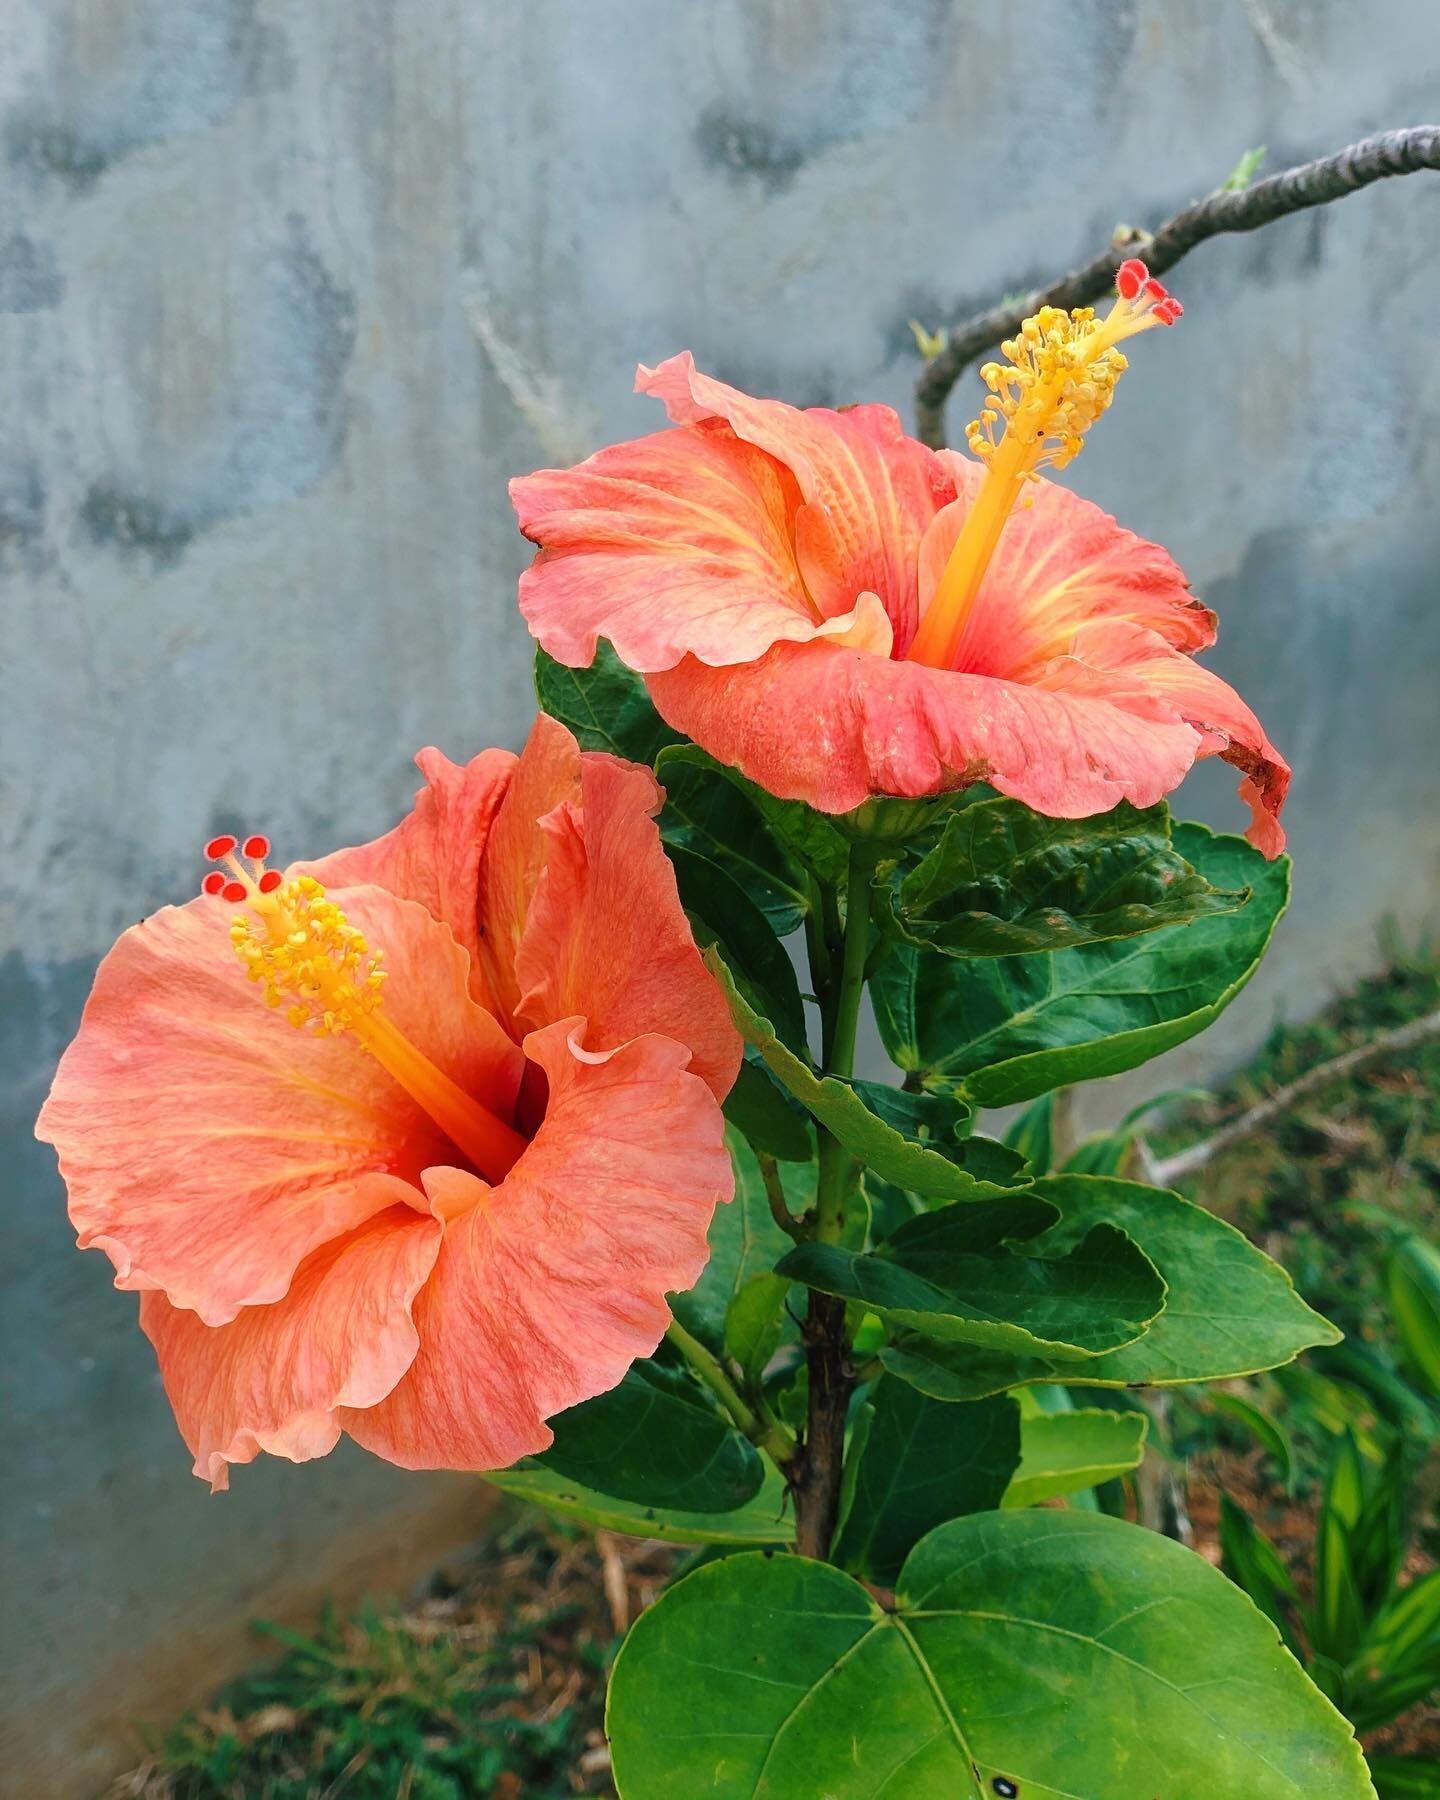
[993,1781,1019,1798]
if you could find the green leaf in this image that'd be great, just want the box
[1004,1090,1056,1173]
[1002,1406,1147,1507]
[872,824,1290,1106]
[721,1053,814,1162]
[489,1458,792,1547]
[1220,1492,1304,1657]
[670,1128,807,1355]
[1387,1233,1440,1401]
[607,1511,1373,1799]
[778,1196,1164,1358]
[705,947,1030,1203]
[534,641,679,764]
[832,1384,1019,1585]
[724,1273,790,1382]
[658,755,810,936]
[1223,143,1268,190]
[1314,1430,1368,1666]
[668,846,807,1050]
[880,1174,1339,1399]
[536,1359,763,1512]
[657,743,849,887]
[883,797,1247,957]
[1367,1755,1440,1800]
[1209,1389,1295,1489]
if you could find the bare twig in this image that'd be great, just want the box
[1140,1009,1440,1187]
[914,126,1440,447]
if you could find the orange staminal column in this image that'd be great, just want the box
[907,260,1183,671]
[207,835,528,1182]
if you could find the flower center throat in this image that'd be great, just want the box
[203,835,527,1184]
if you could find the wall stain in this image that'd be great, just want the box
[0,232,64,312]
[5,0,285,192]
[80,215,356,564]
[697,0,951,188]
[78,483,196,565]
[695,109,808,191]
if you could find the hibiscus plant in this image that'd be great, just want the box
[40,265,1385,1798]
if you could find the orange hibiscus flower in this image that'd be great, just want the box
[512,263,1287,855]
[37,719,739,1488]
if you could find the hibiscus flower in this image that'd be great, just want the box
[512,262,1287,855]
[37,718,739,1488]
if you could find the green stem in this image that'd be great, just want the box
[665,1319,796,1468]
[758,1152,806,1240]
[795,845,875,1560]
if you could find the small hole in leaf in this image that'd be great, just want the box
[993,1781,1019,1798]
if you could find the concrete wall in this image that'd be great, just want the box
[3,1,1438,1788]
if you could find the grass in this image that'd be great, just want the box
[111,939,1439,1798]
[108,1517,678,1799]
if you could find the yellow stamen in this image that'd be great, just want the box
[908,264,1181,671]
[227,868,527,1183]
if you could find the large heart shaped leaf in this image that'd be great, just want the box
[883,797,1247,957]
[778,1197,1164,1357]
[706,948,1029,1203]
[833,1383,1019,1584]
[881,1174,1339,1400]
[607,1512,1373,1799]
[872,824,1289,1106]
[537,1359,763,1512]
[489,1459,793,1547]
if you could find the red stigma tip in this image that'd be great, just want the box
[205,834,238,860]
[258,869,283,894]
[221,880,248,904]
[201,871,226,896]
[243,834,270,859]
[1116,262,1144,300]
[1143,277,1168,300]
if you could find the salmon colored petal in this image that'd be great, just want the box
[646,639,1205,824]
[514,752,742,1101]
[299,747,515,1007]
[917,464,1217,675]
[638,353,954,643]
[340,1018,732,1471]
[512,419,822,671]
[474,713,582,1034]
[38,885,524,1324]
[141,1205,442,1490]
[1045,620,1290,854]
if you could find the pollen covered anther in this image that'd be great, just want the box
[907,259,1185,671]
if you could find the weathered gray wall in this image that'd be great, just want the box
[3,1,1438,1788]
